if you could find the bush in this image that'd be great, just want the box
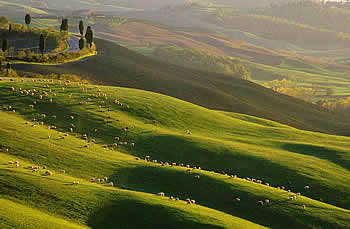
[0,16,8,25]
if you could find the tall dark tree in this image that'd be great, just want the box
[8,24,12,33]
[60,18,69,32]
[85,26,91,40]
[0,60,2,71]
[6,62,11,75]
[2,39,8,53]
[39,34,46,56]
[25,14,31,31]
[79,20,84,36]
[85,26,93,47]
[79,38,85,50]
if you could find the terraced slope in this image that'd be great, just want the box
[0,78,349,228]
[15,39,350,136]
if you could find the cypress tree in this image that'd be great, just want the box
[39,34,46,55]
[25,14,31,31]
[2,39,8,53]
[79,20,84,36]
[79,38,85,50]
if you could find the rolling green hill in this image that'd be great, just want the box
[0,77,350,228]
[14,38,350,136]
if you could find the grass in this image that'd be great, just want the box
[0,77,349,228]
[14,38,350,136]
[0,198,86,229]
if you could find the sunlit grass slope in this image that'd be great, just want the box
[14,38,350,136]
[0,78,349,228]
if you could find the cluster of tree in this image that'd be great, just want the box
[152,45,251,80]
[318,97,350,114]
[263,78,317,102]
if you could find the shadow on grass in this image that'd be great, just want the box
[282,143,350,171]
[107,165,349,229]
[87,198,222,229]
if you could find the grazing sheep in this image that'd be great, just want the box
[60,170,66,174]
[91,178,95,182]
[185,130,192,135]
[235,198,241,202]
[304,185,310,189]
[8,161,14,165]
[265,183,270,186]
[191,200,196,204]
[15,164,20,168]
[290,196,297,200]
[108,182,114,187]
[194,175,200,179]
[302,204,306,209]
[169,196,174,200]
[296,192,301,196]
[135,157,140,160]
[130,143,135,147]
[265,199,270,204]
[257,201,264,205]
[45,170,53,176]
[157,192,165,197]
[172,163,176,166]
[175,198,180,201]
[96,178,101,183]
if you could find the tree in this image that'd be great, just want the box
[85,26,93,47]
[79,38,85,50]
[0,60,2,71]
[85,26,91,40]
[39,34,46,56]
[60,18,69,32]
[79,20,84,36]
[6,62,11,75]
[2,39,8,53]
[8,24,12,33]
[0,16,8,25]
[25,14,31,31]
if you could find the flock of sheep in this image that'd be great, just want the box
[2,78,311,209]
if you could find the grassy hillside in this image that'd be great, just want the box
[0,77,350,228]
[14,38,350,136]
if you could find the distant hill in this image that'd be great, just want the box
[15,38,350,136]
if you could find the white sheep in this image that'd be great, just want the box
[157,192,165,197]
